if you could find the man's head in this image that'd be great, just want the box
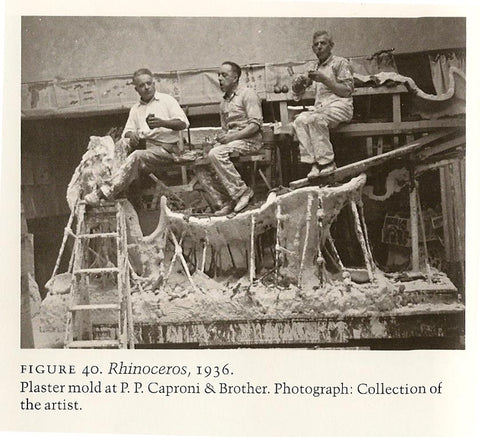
[133,68,156,102]
[218,61,241,94]
[312,31,334,63]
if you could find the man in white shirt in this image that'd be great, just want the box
[85,68,189,205]
[292,31,354,179]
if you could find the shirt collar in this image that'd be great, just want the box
[139,91,160,105]
[317,54,333,68]
[223,84,239,101]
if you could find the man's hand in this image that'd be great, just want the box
[308,70,329,84]
[146,114,167,129]
[125,131,140,149]
[215,132,236,144]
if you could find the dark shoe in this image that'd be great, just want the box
[214,202,234,216]
[307,162,336,179]
[318,162,336,176]
[233,188,254,213]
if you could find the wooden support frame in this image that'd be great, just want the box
[290,129,457,189]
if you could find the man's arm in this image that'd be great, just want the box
[308,70,352,97]
[145,116,187,131]
[308,58,354,98]
[216,123,260,144]
[122,106,141,148]
[217,88,262,144]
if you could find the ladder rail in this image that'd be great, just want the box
[64,199,135,349]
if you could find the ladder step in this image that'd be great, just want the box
[66,340,121,349]
[70,303,120,311]
[74,267,119,275]
[78,232,119,239]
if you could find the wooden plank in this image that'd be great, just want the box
[266,84,408,102]
[416,158,459,175]
[334,119,465,136]
[290,129,456,189]
[275,119,465,137]
[417,135,465,160]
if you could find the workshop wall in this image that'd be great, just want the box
[22,16,465,83]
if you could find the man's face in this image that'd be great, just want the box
[312,34,333,62]
[134,73,156,102]
[218,64,238,94]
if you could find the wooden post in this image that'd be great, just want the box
[170,231,198,292]
[392,93,402,123]
[366,136,373,157]
[200,239,208,273]
[275,202,282,284]
[415,187,432,282]
[350,201,374,282]
[298,194,314,286]
[451,160,465,282]
[50,203,77,282]
[376,136,384,155]
[279,101,289,128]
[439,166,452,262]
[75,204,92,341]
[250,214,256,285]
[327,236,345,271]
[358,203,375,271]
[178,132,188,185]
[409,183,420,271]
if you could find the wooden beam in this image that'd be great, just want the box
[417,135,465,160]
[334,119,465,136]
[274,118,465,137]
[290,129,457,189]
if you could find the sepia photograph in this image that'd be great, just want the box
[19,15,467,351]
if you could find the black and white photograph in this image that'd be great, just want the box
[2,3,478,437]
[20,15,466,350]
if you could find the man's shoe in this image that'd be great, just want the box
[307,162,336,179]
[318,162,336,176]
[214,202,234,216]
[307,164,321,178]
[234,188,254,213]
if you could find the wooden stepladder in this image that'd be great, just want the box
[65,199,134,349]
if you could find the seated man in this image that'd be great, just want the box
[85,68,189,205]
[292,30,354,178]
[206,61,264,215]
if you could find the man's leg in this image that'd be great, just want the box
[293,111,316,164]
[207,140,257,213]
[103,148,172,198]
[308,102,353,166]
[85,147,172,204]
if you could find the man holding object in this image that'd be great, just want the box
[292,31,354,178]
[206,61,263,215]
[85,68,189,205]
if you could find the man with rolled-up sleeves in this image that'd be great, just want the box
[206,61,264,215]
[292,31,354,179]
[84,68,189,205]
